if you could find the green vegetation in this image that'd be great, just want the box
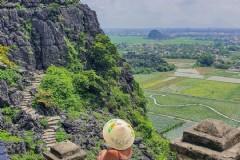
[134,72,240,101]
[11,153,43,160]
[123,53,175,74]
[0,0,7,3]
[40,118,48,128]
[0,130,21,142]
[56,129,67,142]
[33,34,174,159]
[15,3,26,10]
[110,36,214,45]
[89,34,120,76]
[162,122,195,140]
[164,58,196,68]
[197,53,214,66]
[0,45,14,67]
[0,106,20,123]
[0,69,21,86]
[148,113,184,134]
[64,35,85,73]
[145,90,240,127]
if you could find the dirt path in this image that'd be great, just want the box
[148,94,240,123]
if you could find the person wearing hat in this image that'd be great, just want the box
[96,119,135,160]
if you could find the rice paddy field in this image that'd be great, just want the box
[109,36,214,45]
[134,70,240,139]
[134,72,240,101]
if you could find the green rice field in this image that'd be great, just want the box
[109,36,214,45]
[134,72,240,101]
[147,113,184,134]
[145,90,240,127]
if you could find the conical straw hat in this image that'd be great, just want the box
[103,119,135,150]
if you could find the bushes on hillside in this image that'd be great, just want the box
[123,53,175,74]
[0,45,14,67]
[0,69,21,86]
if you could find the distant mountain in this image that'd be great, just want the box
[148,30,167,40]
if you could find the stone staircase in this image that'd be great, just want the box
[18,71,61,148]
[42,116,61,148]
[19,72,44,120]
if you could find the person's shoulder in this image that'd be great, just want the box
[107,149,118,155]
[104,149,119,159]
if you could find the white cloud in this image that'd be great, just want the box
[81,0,240,28]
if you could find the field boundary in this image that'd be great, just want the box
[144,89,240,104]
[149,94,240,123]
[148,112,196,123]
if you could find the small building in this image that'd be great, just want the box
[43,140,86,160]
[170,119,240,160]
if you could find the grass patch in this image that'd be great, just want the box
[0,130,21,142]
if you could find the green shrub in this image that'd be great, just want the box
[0,69,21,86]
[56,129,67,142]
[23,131,36,151]
[15,3,26,10]
[40,118,48,128]
[11,153,43,160]
[0,130,21,142]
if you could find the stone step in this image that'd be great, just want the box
[42,133,56,138]
[23,98,32,101]
[31,115,39,120]
[24,108,33,113]
[45,140,56,144]
[44,137,56,141]
[47,116,61,122]
[44,129,55,133]
[26,110,36,114]
[48,126,58,131]
[46,143,55,147]
[48,120,59,126]
[32,82,41,84]
[39,115,44,119]
[22,92,30,95]
[20,106,28,110]
[20,103,29,106]
[22,99,31,102]
[42,134,56,139]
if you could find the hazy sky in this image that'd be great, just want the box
[81,0,240,28]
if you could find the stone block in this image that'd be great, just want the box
[43,141,86,160]
[170,119,240,160]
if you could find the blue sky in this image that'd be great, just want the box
[81,0,240,28]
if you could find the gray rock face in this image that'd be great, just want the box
[0,80,10,107]
[9,91,23,105]
[0,2,103,70]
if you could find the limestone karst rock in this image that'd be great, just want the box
[0,0,103,70]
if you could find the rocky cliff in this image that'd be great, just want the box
[0,0,102,70]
